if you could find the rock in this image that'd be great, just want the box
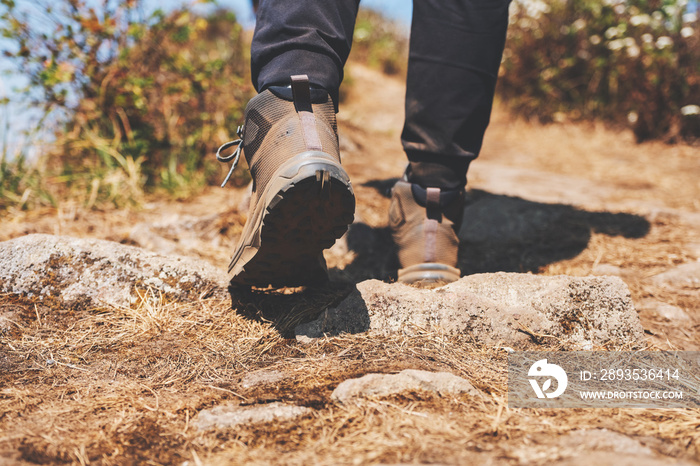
[196,402,310,430]
[0,308,18,333]
[295,273,644,349]
[650,261,700,288]
[636,299,691,322]
[241,370,285,389]
[128,213,229,264]
[331,369,482,403]
[591,264,626,277]
[512,429,695,466]
[0,234,228,309]
[557,452,693,466]
[558,429,654,456]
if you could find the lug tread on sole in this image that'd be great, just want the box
[231,171,355,287]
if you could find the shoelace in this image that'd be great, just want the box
[216,125,244,188]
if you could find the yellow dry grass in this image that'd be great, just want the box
[2,285,699,464]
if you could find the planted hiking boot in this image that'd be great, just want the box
[389,180,463,284]
[219,75,355,287]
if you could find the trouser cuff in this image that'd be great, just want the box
[405,150,474,190]
[255,51,342,111]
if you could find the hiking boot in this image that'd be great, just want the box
[222,75,355,287]
[389,179,463,284]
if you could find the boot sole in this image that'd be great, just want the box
[229,151,355,287]
[398,263,461,285]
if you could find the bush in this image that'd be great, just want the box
[499,0,700,142]
[350,9,409,77]
[0,151,54,211]
[1,0,253,209]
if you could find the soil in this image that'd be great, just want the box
[0,64,698,465]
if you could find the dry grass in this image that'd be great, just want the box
[2,287,699,464]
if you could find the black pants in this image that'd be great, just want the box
[251,0,511,189]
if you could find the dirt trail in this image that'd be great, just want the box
[1,64,699,465]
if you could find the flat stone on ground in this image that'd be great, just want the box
[331,369,482,403]
[196,402,310,430]
[649,261,700,288]
[514,429,696,466]
[241,370,285,389]
[591,264,626,277]
[636,299,691,322]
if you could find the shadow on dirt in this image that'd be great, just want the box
[459,189,650,275]
[327,223,398,284]
[331,180,651,281]
[362,177,400,197]
[229,282,358,338]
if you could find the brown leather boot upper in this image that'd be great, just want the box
[226,75,355,287]
[241,85,340,208]
[389,180,463,284]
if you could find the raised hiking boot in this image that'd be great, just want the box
[389,179,464,284]
[218,75,355,287]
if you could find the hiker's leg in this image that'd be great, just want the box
[402,0,511,189]
[227,0,359,286]
[391,0,511,284]
[251,0,361,107]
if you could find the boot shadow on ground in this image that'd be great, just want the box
[458,188,650,275]
[329,180,651,281]
[229,282,370,338]
[229,182,650,336]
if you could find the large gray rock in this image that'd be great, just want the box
[0,234,228,308]
[196,402,310,430]
[331,369,482,403]
[296,273,644,349]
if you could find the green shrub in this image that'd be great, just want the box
[499,0,699,142]
[350,9,409,77]
[0,96,54,211]
[0,152,54,211]
[1,1,253,209]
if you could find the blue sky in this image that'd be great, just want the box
[208,0,412,28]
